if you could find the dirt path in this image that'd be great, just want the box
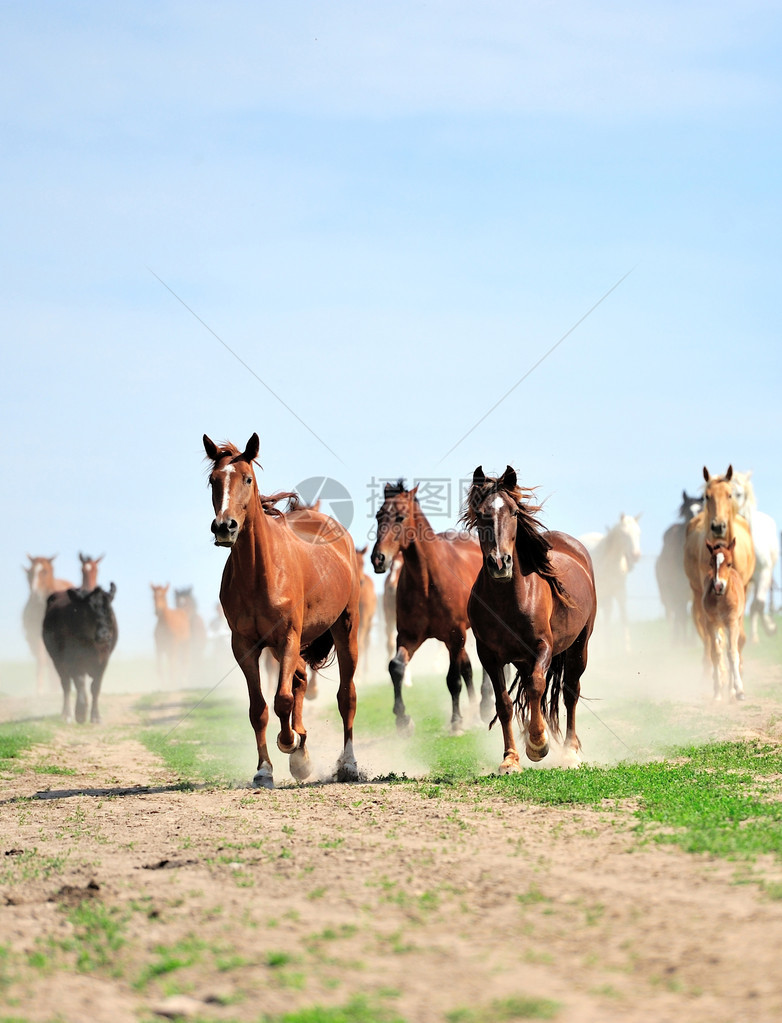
[2,676,782,1022]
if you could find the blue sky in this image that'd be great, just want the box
[3,1,781,657]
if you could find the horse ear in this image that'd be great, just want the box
[79,552,85,564]
[408,484,419,498]
[635,512,642,521]
[682,490,687,502]
[703,466,710,482]
[706,540,714,554]
[357,545,367,555]
[203,434,219,461]
[728,537,736,551]
[501,465,517,490]
[725,464,733,480]
[97,554,105,564]
[242,433,260,463]
[472,466,486,486]
[108,582,116,601]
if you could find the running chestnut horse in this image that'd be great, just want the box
[370,480,491,735]
[702,539,746,701]
[203,433,361,787]
[463,466,596,773]
[23,555,75,694]
[684,466,755,654]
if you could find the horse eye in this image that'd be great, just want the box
[245,476,252,486]
[395,515,405,524]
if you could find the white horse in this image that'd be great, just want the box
[731,471,779,642]
[580,513,642,651]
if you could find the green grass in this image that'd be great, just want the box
[447,996,561,1021]
[0,721,53,767]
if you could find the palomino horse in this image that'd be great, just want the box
[79,553,104,590]
[203,433,361,787]
[355,546,377,680]
[371,480,490,735]
[655,492,702,644]
[23,555,75,694]
[702,539,746,701]
[684,466,755,653]
[731,470,779,642]
[463,467,596,773]
[151,584,191,685]
[580,513,641,652]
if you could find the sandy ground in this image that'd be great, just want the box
[2,635,782,1023]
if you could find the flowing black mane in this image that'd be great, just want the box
[462,474,571,604]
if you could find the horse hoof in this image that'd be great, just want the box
[499,757,521,775]
[289,748,313,782]
[480,700,495,725]
[735,691,746,702]
[336,759,359,783]
[396,715,415,737]
[277,732,301,754]
[561,747,582,769]
[450,720,464,737]
[526,742,549,763]
[252,766,274,789]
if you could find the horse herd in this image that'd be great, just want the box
[20,436,778,788]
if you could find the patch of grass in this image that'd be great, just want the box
[446,995,560,1021]
[31,763,78,776]
[57,901,127,974]
[482,739,782,862]
[261,996,407,1022]
[134,935,207,989]
[0,721,53,766]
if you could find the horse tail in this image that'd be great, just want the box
[509,651,565,740]
[301,629,336,670]
[544,651,566,739]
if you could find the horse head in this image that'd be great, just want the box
[617,513,642,569]
[25,555,57,595]
[79,552,104,590]
[702,466,735,540]
[464,465,522,581]
[370,480,419,574]
[730,469,756,518]
[150,583,170,613]
[678,491,702,522]
[705,538,736,596]
[203,433,261,547]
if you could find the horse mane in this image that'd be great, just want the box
[260,492,300,517]
[462,475,573,606]
[384,478,418,504]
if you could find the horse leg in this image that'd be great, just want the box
[60,672,73,723]
[74,674,88,724]
[90,669,104,724]
[289,657,314,782]
[446,635,472,735]
[389,635,421,736]
[274,636,302,755]
[328,611,359,782]
[708,627,724,701]
[523,642,552,762]
[476,643,517,773]
[232,635,273,788]
[727,617,745,701]
[562,630,589,767]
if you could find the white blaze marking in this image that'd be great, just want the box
[220,464,235,514]
[492,496,504,510]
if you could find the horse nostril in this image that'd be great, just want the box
[227,519,238,532]
[210,520,219,535]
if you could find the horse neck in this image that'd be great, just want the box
[230,492,281,580]
[401,505,437,588]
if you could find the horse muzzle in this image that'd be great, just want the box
[710,520,727,538]
[485,553,513,581]
[211,518,238,547]
[371,550,389,574]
